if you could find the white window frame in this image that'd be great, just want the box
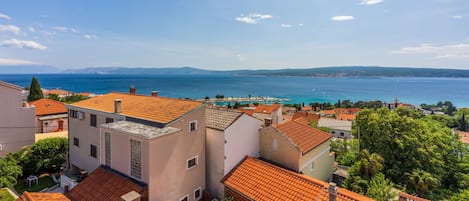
[179,194,189,201]
[187,155,199,170]
[189,120,197,132]
[194,187,202,200]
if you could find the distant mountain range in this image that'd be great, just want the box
[1,65,469,78]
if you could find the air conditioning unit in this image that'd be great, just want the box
[77,112,85,120]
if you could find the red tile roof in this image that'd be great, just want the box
[237,109,254,117]
[459,131,469,144]
[67,166,147,201]
[253,104,281,114]
[293,116,310,126]
[337,113,356,121]
[292,111,320,123]
[222,157,374,201]
[398,192,429,201]
[273,120,332,154]
[29,99,67,116]
[322,109,337,115]
[71,92,203,124]
[16,192,71,201]
[301,106,313,111]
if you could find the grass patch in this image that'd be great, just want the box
[13,175,56,194]
[0,188,14,201]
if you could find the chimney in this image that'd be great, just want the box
[120,191,141,201]
[129,85,136,95]
[114,99,122,113]
[264,117,272,127]
[328,182,337,201]
[151,91,158,97]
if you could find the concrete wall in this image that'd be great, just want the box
[260,127,300,171]
[148,106,206,201]
[0,84,35,157]
[299,141,334,181]
[35,117,68,133]
[68,107,123,173]
[206,128,225,199]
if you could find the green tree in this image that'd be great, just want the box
[27,76,43,102]
[460,113,467,131]
[359,149,384,179]
[0,157,22,188]
[366,173,397,201]
[405,169,440,197]
[48,93,61,102]
[449,190,469,201]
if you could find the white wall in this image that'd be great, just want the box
[0,84,35,157]
[224,114,261,174]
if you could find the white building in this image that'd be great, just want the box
[0,81,35,157]
[318,117,353,139]
[205,108,261,199]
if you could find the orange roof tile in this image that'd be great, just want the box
[29,99,67,116]
[254,104,281,114]
[337,113,356,121]
[459,131,469,144]
[301,106,313,111]
[238,109,254,116]
[71,92,203,124]
[68,166,147,201]
[16,192,71,201]
[398,192,429,201]
[273,120,332,154]
[222,157,374,201]
[78,92,90,97]
[292,111,320,123]
[282,115,292,122]
[293,116,310,126]
[322,109,336,115]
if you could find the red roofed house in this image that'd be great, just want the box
[64,87,206,201]
[29,99,68,133]
[260,120,334,181]
[253,103,283,125]
[222,157,374,201]
[398,192,429,201]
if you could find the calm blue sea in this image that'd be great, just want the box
[1,74,468,107]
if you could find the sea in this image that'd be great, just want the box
[1,74,468,107]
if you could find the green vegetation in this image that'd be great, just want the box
[27,76,43,102]
[49,94,88,103]
[366,173,397,201]
[350,107,469,200]
[0,158,22,188]
[8,138,68,177]
[13,175,55,194]
[215,94,224,99]
[0,188,14,201]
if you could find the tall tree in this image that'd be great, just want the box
[366,173,397,201]
[460,113,467,131]
[359,149,384,178]
[0,157,22,188]
[406,169,439,197]
[27,76,43,101]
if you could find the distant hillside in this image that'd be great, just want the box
[234,66,469,77]
[63,66,217,75]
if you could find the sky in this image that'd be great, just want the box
[0,0,469,70]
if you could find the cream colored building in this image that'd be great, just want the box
[205,108,261,199]
[253,104,283,125]
[0,81,35,157]
[260,120,334,181]
[65,88,206,201]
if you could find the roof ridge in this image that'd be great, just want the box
[110,92,203,104]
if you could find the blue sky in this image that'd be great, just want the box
[0,0,468,70]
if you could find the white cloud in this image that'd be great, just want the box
[331,16,355,21]
[280,24,292,28]
[298,23,304,26]
[40,30,56,36]
[359,0,383,5]
[0,24,21,35]
[28,27,35,32]
[52,26,79,33]
[392,42,469,60]
[236,54,246,62]
[452,15,463,19]
[0,39,47,50]
[84,34,97,39]
[0,13,11,20]
[235,13,273,24]
[0,57,37,65]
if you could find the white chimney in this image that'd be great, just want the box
[114,99,122,113]
[120,191,141,201]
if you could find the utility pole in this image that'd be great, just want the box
[357,125,360,158]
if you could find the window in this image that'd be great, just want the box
[105,132,111,166]
[69,110,77,118]
[180,195,188,201]
[272,139,278,151]
[130,139,142,179]
[90,114,97,127]
[90,144,97,158]
[194,187,201,200]
[73,137,79,147]
[189,121,197,132]
[310,161,315,171]
[187,156,198,169]
[106,117,114,123]
[340,132,345,137]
